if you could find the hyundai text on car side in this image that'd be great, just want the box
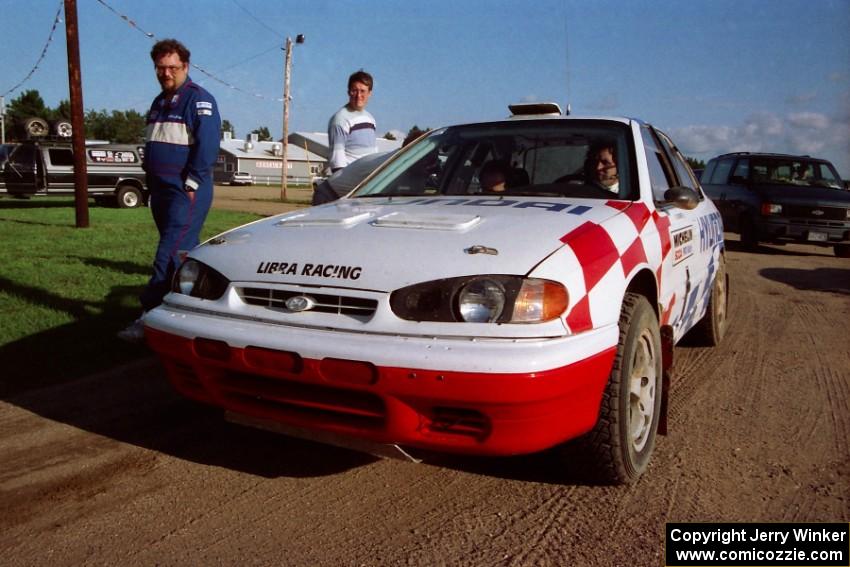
[144,105,729,483]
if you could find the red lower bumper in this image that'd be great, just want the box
[146,327,616,456]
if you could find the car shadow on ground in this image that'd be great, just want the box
[760,267,850,295]
[724,239,835,258]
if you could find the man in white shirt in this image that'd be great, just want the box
[327,70,377,173]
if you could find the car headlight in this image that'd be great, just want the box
[390,275,567,323]
[172,259,229,300]
[458,278,506,322]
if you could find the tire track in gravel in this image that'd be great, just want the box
[794,301,850,460]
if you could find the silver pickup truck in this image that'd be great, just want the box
[1,140,148,208]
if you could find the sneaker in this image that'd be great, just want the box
[117,317,146,344]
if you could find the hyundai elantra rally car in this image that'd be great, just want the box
[144,103,729,483]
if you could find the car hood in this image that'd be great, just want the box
[192,196,626,291]
[754,184,850,206]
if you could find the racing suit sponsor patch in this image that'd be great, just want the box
[196,101,213,109]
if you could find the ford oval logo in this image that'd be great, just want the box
[285,295,316,312]
[811,209,824,216]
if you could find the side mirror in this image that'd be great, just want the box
[663,186,699,210]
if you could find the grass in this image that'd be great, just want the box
[0,195,261,397]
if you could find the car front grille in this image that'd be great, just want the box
[238,287,379,318]
[784,204,849,222]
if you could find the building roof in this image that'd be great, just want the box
[219,136,325,162]
[287,132,402,160]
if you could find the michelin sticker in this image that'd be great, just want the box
[672,227,694,265]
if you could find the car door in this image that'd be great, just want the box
[3,143,43,195]
[641,126,716,341]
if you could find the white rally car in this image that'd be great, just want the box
[145,104,728,483]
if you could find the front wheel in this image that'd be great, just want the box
[576,293,663,484]
[834,244,850,258]
[688,255,729,346]
[115,184,142,208]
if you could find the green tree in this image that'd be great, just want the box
[84,109,146,143]
[251,126,272,141]
[51,99,71,121]
[6,89,50,124]
[403,125,430,146]
[686,157,705,170]
[221,119,235,138]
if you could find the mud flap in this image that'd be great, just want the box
[658,326,674,435]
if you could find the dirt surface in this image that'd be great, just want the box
[210,183,314,217]
[1,192,848,565]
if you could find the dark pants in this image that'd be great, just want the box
[140,183,212,311]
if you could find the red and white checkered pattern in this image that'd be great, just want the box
[560,200,673,334]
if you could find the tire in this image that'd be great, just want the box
[52,119,73,138]
[740,216,759,250]
[688,256,729,346]
[834,244,850,258]
[22,117,49,138]
[115,184,142,208]
[576,293,663,484]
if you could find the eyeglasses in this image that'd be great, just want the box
[348,88,370,96]
[155,64,185,75]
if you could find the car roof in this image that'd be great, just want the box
[710,152,831,162]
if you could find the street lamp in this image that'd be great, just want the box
[280,33,305,201]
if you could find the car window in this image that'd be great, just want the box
[655,130,699,191]
[730,159,749,185]
[702,160,717,183]
[48,148,74,167]
[640,126,675,201]
[816,163,842,189]
[707,158,735,184]
[353,120,635,200]
[7,144,36,167]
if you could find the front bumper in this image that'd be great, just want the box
[144,307,618,456]
[758,217,850,245]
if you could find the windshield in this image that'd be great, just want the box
[352,120,635,200]
[751,158,843,189]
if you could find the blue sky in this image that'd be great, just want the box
[2,0,849,175]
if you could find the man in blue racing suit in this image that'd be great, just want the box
[119,38,221,342]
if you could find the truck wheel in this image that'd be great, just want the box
[116,185,142,208]
[835,244,850,258]
[52,119,73,138]
[687,256,729,346]
[575,293,662,484]
[22,117,49,138]
[740,217,759,250]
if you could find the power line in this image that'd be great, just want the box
[94,0,283,102]
[1,0,65,98]
[230,0,284,40]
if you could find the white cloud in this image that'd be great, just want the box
[787,112,830,129]
[670,110,850,177]
[785,92,817,105]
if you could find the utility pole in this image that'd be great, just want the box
[64,0,89,228]
[0,96,5,144]
[280,34,304,202]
